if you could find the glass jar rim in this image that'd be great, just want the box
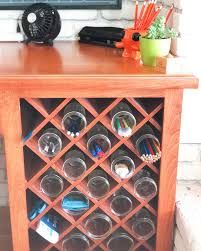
[40,173,64,197]
[136,134,160,150]
[132,217,155,240]
[110,195,133,216]
[62,111,87,131]
[62,233,90,250]
[84,213,112,239]
[61,190,89,215]
[62,157,87,180]
[107,233,134,251]
[38,132,62,157]
[111,111,136,132]
[87,176,110,199]
[111,156,135,179]
[134,177,157,200]
[87,134,111,155]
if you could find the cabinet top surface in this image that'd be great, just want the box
[0,41,198,90]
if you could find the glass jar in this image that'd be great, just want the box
[110,194,133,217]
[61,191,89,215]
[62,101,87,137]
[84,213,112,239]
[87,169,110,199]
[38,128,62,157]
[63,150,86,180]
[133,124,161,163]
[132,208,155,240]
[133,169,157,200]
[107,233,134,251]
[62,233,90,251]
[87,124,111,158]
[110,102,136,137]
[110,149,135,179]
[40,171,64,198]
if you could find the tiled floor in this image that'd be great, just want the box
[0,207,12,251]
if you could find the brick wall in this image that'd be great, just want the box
[0,0,180,41]
[0,0,200,206]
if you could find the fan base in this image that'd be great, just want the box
[23,39,54,46]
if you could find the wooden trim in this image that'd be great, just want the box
[156,89,183,251]
[0,76,198,95]
[0,92,29,251]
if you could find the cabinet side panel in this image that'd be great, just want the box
[156,89,183,251]
[0,92,29,251]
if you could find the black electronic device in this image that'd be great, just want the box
[21,3,61,46]
[78,26,125,48]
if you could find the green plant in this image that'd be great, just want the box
[145,16,178,39]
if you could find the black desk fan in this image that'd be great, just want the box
[21,3,61,46]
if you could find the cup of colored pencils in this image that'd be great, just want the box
[87,124,111,159]
[110,102,136,137]
[62,101,87,138]
[133,124,161,163]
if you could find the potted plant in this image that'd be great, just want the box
[140,16,178,66]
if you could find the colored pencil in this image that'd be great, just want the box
[140,0,153,29]
[134,0,139,29]
[165,4,174,24]
[144,0,157,28]
[137,1,146,28]
[147,6,162,27]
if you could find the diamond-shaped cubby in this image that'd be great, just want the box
[52,99,95,138]
[103,144,143,182]
[104,98,145,137]
[103,227,135,251]
[31,168,70,203]
[124,166,158,202]
[26,189,48,223]
[133,98,164,114]
[78,123,119,161]
[130,121,162,166]
[54,188,94,222]
[77,167,118,202]
[125,207,156,242]
[87,98,117,114]
[29,228,50,251]
[35,98,66,115]
[24,146,46,181]
[31,208,71,247]
[25,122,70,162]
[20,99,45,142]
[56,228,94,250]
[54,145,95,183]
[101,187,140,221]
[79,208,116,241]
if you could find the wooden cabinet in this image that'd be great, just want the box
[0,42,198,251]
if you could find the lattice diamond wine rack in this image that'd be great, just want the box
[21,97,163,251]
